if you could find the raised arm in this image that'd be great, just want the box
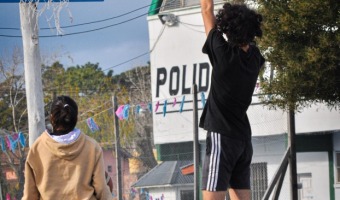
[200,0,216,36]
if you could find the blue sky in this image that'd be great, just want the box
[0,0,151,74]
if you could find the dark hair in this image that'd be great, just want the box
[216,3,263,46]
[50,95,78,134]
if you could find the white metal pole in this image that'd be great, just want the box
[19,3,45,146]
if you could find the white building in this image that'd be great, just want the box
[135,0,340,199]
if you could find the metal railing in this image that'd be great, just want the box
[262,148,290,200]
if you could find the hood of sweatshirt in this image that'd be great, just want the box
[40,131,86,161]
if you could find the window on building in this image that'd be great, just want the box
[180,190,194,200]
[298,173,313,200]
[107,165,112,173]
[250,162,268,200]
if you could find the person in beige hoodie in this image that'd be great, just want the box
[22,95,112,200]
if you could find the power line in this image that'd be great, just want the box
[0,2,155,31]
[40,13,146,38]
[0,0,175,38]
[102,24,166,72]
[41,2,153,30]
[0,12,146,38]
[102,52,149,72]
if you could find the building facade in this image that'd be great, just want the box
[145,0,340,199]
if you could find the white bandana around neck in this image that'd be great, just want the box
[48,128,81,144]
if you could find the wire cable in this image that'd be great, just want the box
[102,52,149,72]
[178,21,204,27]
[179,21,205,33]
[0,0,175,38]
[0,13,146,38]
[41,2,154,30]
[102,24,166,72]
[0,1,156,31]
[40,13,146,37]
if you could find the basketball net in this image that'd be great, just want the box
[19,0,72,35]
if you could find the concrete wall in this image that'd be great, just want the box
[252,135,331,200]
[148,186,178,199]
[103,149,138,199]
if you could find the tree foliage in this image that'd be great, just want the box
[257,0,340,110]
[0,47,27,199]
[0,47,27,132]
[42,62,157,173]
[118,65,158,173]
[0,54,156,198]
[42,62,118,144]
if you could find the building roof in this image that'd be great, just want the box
[132,160,193,188]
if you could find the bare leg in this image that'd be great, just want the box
[203,190,227,200]
[228,189,251,200]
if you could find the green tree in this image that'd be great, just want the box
[257,1,339,198]
[42,62,118,144]
[258,0,340,110]
[42,61,157,183]
[120,64,158,174]
[0,47,27,199]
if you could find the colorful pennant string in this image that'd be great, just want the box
[163,100,167,117]
[136,105,141,114]
[155,101,160,112]
[0,137,6,152]
[130,188,137,194]
[8,135,18,153]
[0,132,27,152]
[127,188,164,200]
[87,117,100,132]
[115,105,125,120]
[172,98,177,107]
[201,92,206,108]
[179,96,185,113]
[148,103,152,112]
[18,132,26,147]
[5,136,10,150]
[123,104,130,119]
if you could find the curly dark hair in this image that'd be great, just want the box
[216,3,263,46]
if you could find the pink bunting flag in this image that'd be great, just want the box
[155,101,160,112]
[12,133,18,141]
[5,136,10,149]
[140,103,146,109]
[115,105,125,120]
[172,98,177,107]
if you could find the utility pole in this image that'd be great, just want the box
[192,84,200,200]
[19,2,45,146]
[112,95,123,200]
